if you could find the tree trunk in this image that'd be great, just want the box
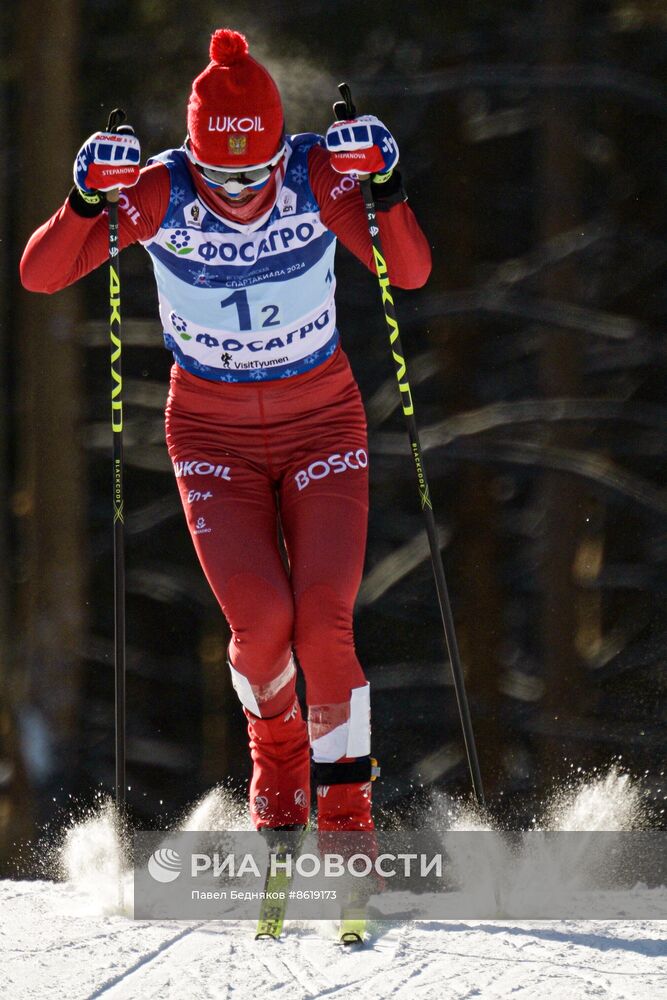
[14,0,85,815]
[536,0,588,766]
[431,91,504,796]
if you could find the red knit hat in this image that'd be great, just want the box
[187,29,284,168]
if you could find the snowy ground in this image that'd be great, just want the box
[2,770,666,999]
[2,879,665,1000]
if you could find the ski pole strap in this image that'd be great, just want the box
[313,756,380,785]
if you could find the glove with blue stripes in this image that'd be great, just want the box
[73,128,141,194]
[325,114,399,180]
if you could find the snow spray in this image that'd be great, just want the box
[58,800,132,917]
[53,785,249,918]
[429,766,650,917]
[180,784,252,834]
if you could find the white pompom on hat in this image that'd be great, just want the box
[187,29,284,167]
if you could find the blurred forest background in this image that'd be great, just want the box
[1,1,666,874]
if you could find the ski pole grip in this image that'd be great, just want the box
[105,108,127,202]
[107,107,127,132]
[334,82,357,121]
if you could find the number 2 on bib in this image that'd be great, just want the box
[220,290,280,331]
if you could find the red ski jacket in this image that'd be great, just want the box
[20,145,432,295]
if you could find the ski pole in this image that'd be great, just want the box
[106,108,127,818]
[334,84,486,807]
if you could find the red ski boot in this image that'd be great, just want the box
[246,698,311,829]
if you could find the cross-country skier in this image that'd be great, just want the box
[20,29,431,835]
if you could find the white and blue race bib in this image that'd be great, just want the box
[143,134,339,382]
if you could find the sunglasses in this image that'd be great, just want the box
[184,139,286,195]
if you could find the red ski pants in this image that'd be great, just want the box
[165,347,369,723]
